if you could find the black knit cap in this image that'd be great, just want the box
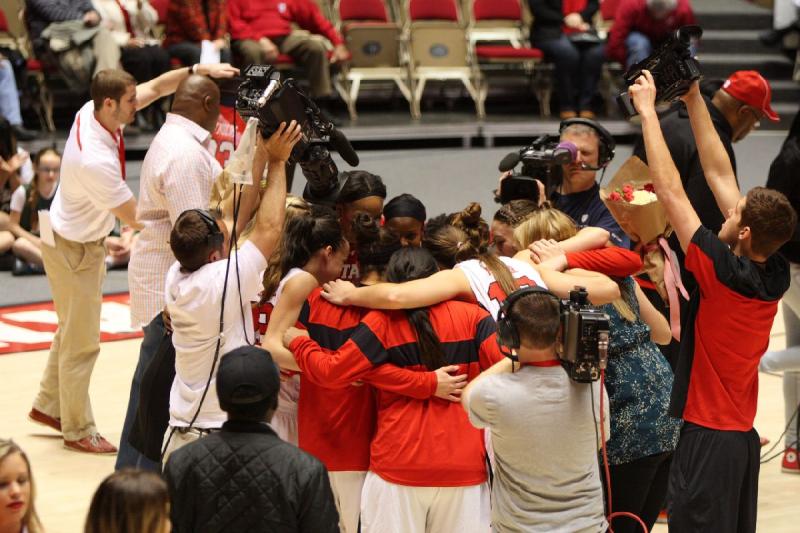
[217,346,280,412]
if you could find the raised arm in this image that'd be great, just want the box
[262,272,319,371]
[629,70,701,252]
[135,64,239,110]
[683,82,741,216]
[556,226,610,253]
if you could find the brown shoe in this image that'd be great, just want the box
[559,111,577,120]
[63,434,118,455]
[579,110,597,119]
[28,408,62,432]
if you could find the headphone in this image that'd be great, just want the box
[496,286,561,362]
[188,208,225,251]
[559,117,616,169]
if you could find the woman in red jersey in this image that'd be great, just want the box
[282,247,504,533]
[334,171,386,284]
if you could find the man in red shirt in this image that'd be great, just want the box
[606,0,696,68]
[227,0,349,98]
[629,71,795,532]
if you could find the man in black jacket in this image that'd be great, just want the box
[164,345,339,533]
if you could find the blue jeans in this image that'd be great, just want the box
[0,59,22,125]
[534,35,605,113]
[626,32,652,69]
[115,313,166,472]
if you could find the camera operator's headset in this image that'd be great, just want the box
[559,118,616,171]
[496,286,561,363]
[189,208,225,251]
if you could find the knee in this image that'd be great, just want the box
[626,32,652,54]
[303,39,328,60]
[549,39,580,67]
[0,230,14,252]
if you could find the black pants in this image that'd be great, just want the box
[121,45,171,83]
[668,422,760,533]
[606,452,671,533]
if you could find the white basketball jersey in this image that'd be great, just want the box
[455,256,547,319]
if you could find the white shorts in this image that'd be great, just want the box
[271,376,300,444]
[329,471,367,533]
[360,471,491,533]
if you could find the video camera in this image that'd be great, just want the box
[495,135,577,204]
[235,65,359,205]
[558,288,609,383]
[617,25,703,119]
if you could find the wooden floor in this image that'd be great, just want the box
[1,317,798,532]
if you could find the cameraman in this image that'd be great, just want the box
[630,71,794,532]
[162,121,302,459]
[550,119,630,248]
[462,289,609,533]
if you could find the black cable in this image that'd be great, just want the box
[759,402,800,460]
[761,439,799,464]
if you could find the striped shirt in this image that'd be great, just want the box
[128,113,221,328]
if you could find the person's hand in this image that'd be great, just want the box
[680,79,702,105]
[529,239,568,270]
[83,10,100,27]
[578,21,591,31]
[106,237,132,258]
[321,279,357,306]
[434,365,467,402]
[259,37,280,63]
[212,38,226,51]
[534,178,546,206]
[126,37,145,48]
[0,152,25,180]
[628,69,658,117]
[283,326,309,347]
[195,63,239,79]
[330,44,350,64]
[258,120,303,164]
[564,13,584,29]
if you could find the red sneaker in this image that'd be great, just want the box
[63,434,118,455]
[656,509,668,524]
[28,408,61,432]
[782,447,800,474]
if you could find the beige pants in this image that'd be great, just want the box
[233,31,332,98]
[330,471,367,533]
[34,232,106,441]
[92,27,121,73]
[161,426,218,465]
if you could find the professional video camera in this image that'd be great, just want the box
[235,64,359,205]
[617,25,703,119]
[558,288,610,383]
[495,135,577,204]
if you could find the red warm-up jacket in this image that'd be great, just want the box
[227,0,344,45]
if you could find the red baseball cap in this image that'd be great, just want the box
[721,71,780,122]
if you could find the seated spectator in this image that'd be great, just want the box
[26,0,121,89]
[0,439,43,533]
[85,469,170,533]
[0,120,32,267]
[4,147,60,275]
[528,0,606,118]
[606,0,696,68]
[227,0,349,99]
[0,55,37,141]
[163,0,230,67]
[164,345,339,532]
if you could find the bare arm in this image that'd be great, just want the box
[462,358,514,416]
[556,227,610,253]
[110,197,144,230]
[135,64,239,110]
[321,268,474,309]
[8,211,41,246]
[262,273,319,371]
[513,249,620,304]
[683,82,741,216]
[629,70,701,252]
[634,283,671,344]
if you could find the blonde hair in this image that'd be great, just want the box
[261,195,312,303]
[84,469,169,533]
[513,208,636,322]
[0,439,43,533]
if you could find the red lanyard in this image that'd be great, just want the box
[76,113,127,181]
[114,0,135,36]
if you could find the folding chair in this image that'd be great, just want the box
[336,0,414,119]
[406,0,485,118]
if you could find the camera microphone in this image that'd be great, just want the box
[498,152,521,172]
[329,127,359,167]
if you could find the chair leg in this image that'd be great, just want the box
[347,77,361,121]
[459,74,484,120]
[412,77,426,119]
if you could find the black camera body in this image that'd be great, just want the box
[617,25,703,119]
[496,135,575,204]
[235,65,358,205]
[559,288,610,383]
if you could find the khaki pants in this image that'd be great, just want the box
[161,426,218,465]
[34,232,106,441]
[92,28,121,73]
[234,31,332,98]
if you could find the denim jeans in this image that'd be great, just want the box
[115,313,166,471]
[534,35,605,113]
[0,59,22,126]
[626,32,652,69]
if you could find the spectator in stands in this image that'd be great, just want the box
[26,0,121,85]
[0,439,43,533]
[227,0,349,99]
[85,469,171,533]
[164,345,339,532]
[0,56,37,141]
[528,0,606,119]
[549,118,630,248]
[0,119,31,266]
[163,0,230,66]
[606,0,696,68]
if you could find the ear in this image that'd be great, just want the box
[209,249,222,263]
[738,225,752,242]
[203,95,212,111]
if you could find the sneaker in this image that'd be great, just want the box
[28,408,61,432]
[63,434,118,455]
[782,447,800,474]
[656,509,668,524]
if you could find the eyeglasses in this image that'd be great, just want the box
[742,106,762,128]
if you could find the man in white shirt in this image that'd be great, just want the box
[162,120,302,460]
[116,75,225,471]
[463,289,609,533]
[28,63,238,455]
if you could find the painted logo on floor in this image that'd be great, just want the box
[0,293,142,355]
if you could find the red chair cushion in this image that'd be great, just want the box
[473,0,521,22]
[26,58,42,71]
[476,45,543,59]
[409,0,459,22]
[0,8,9,33]
[340,0,388,22]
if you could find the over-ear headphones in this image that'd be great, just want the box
[189,208,225,251]
[496,286,560,361]
[559,117,616,169]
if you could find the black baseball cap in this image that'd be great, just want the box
[217,346,280,412]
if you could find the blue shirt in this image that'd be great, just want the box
[551,183,630,248]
